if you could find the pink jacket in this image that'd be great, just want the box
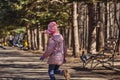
[43,33,65,65]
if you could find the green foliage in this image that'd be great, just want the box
[0,0,119,38]
[0,0,72,35]
[11,27,26,33]
[0,0,22,27]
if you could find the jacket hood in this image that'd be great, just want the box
[52,34,63,43]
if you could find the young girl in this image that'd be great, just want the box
[40,21,70,80]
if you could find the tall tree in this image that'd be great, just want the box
[72,1,80,57]
[87,2,96,53]
[96,2,104,51]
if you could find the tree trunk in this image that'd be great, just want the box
[87,3,96,53]
[114,1,120,52]
[34,29,37,50]
[26,24,31,49]
[30,29,34,50]
[104,0,108,43]
[37,26,42,50]
[73,1,80,57]
[42,33,47,51]
[96,2,104,52]
[68,28,72,49]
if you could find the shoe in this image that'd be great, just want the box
[63,69,70,80]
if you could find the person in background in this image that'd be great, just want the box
[40,21,70,80]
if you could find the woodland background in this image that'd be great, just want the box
[0,0,119,57]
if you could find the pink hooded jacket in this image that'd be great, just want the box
[42,22,65,65]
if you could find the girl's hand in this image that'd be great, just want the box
[40,56,44,61]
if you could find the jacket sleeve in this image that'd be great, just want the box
[43,38,56,58]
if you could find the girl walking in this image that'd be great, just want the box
[40,21,70,80]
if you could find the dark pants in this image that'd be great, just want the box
[48,64,63,80]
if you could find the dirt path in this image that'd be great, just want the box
[0,47,120,80]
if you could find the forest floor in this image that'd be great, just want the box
[0,46,120,80]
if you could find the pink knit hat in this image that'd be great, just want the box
[46,21,58,35]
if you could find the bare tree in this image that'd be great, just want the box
[87,3,96,53]
[72,1,80,57]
